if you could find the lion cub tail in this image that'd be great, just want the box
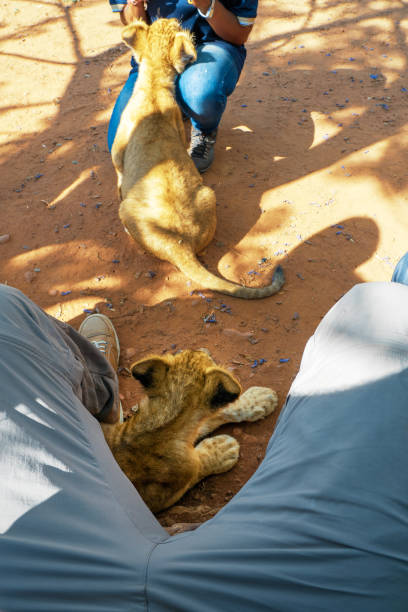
[177,249,285,300]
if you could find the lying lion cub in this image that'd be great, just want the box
[102,349,278,513]
[111,18,284,299]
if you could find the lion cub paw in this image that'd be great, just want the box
[196,434,240,478]
[223,386,278,423]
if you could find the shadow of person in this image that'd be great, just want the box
[192,213,379,337]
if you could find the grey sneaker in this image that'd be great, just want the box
[78,313,123,423]
[78,314,120,373]
[189,127,217,173]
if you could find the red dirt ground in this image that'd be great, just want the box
[1,0,407,527]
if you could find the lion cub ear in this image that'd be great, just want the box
[171,31,197,73]
[121,19,149,63]
[204,367,241,409]
[131,357,169,389]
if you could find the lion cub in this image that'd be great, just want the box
[102,349,278,513]
[111,18,284,299]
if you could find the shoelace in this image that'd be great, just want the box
[190,132,216,159]
[92,339,108,354]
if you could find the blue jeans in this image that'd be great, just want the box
[107,41,242,151]
[392,251,408,285]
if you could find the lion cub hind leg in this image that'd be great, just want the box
[195,434,240,481]
[197,386,278,439]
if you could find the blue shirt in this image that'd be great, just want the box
[109,0,257,71]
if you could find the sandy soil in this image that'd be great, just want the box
[1,0,407,528]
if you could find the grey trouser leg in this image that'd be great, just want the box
[0,284,119,420]
[2,281,407,611]
[147,282,408,612]
[0,285,167,612]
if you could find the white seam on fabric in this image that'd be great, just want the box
[144,541,161,612]
[237,16,255,25]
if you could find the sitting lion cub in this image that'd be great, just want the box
[102,349,278,513]
[111,18,284,299]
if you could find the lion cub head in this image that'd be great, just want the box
[131,349,241,428]
[121,18,197,75]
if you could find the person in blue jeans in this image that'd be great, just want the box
[0,252,407,611]
[108,0,257,172]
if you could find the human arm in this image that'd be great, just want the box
[191,0,254,46]
[120,0,148,25]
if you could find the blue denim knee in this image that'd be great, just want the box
[107,41,242,149]
[175,42,241,133]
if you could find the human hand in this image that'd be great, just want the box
[121,0,147,25]
[187,0,213,18]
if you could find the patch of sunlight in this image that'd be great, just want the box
[47,170,91,208]
[0,110,61,147]
[15,403,53,429]
[94,108,113,124]
[330,106,367,122]
[10,245,66,270]
[218,231,280,269]
[309,108,366,149]
[36,398,57,414]
[384,70,408,86]
[70,276,123,292]
[8,245,123,286]
[232,125,253,133]
[345,137,391,163]
[45,296,118,319]
[44,139,75,159]
[131,277,189,306]
[1,399,71,534]
[274,156,287,161]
